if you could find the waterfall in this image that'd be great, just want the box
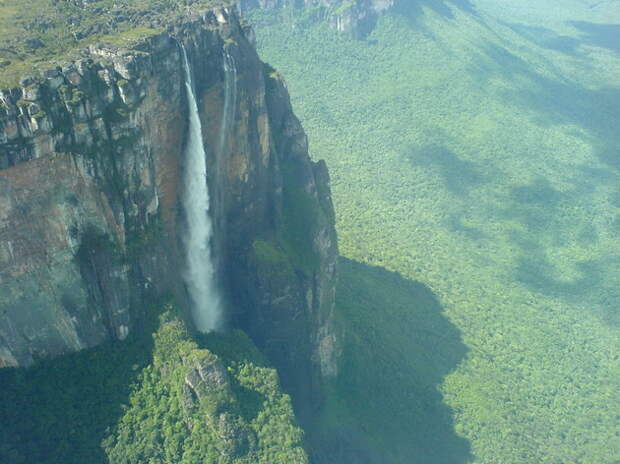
[180,44,222,332]
[217,50,237,159]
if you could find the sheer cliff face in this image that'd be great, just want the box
[237,0,396,37]
[0,6,338,405]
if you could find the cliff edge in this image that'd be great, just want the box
[0,1,338,418]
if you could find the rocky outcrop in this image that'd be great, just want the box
[237,0,396,37]
[0,4,338,415]
[225,60,340,419]
[102,315,308,462]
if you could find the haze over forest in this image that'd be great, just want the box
[252,1,620,461]
[0,0,618,463]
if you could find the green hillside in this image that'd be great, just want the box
[0,303,307,464]
[250,2,620,463]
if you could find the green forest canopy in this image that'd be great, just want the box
[251,2,620,463]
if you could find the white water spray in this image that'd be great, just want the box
[217,50,237,159]
[180,44,222,332]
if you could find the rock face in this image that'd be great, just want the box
[237,0,396,37]
[0,5,338,414]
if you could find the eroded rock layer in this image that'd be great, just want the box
[0,5,338,414]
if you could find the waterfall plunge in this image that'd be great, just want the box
[180,45,222,332]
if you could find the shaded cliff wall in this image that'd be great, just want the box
[0,31,186,367]
[0,6,338,411]
[237,0,396,37]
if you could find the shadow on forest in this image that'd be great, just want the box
[500,177,565,233]
[0,319,156,464]
[502,176,620,326]
[405,144,486,195]
[504,22,582,56]
[393,0,477,24]
[448,212,489,241]
[311,258,472,464]
[569,21,620,54]
[467,40,620,325]
[505,20,620,57]
[508,223,604,299]
[470,42,620,171]
[512,80,620,172]
[513,241,620,326]
[611,189,620,208]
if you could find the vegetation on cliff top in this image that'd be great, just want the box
[0,302,307,464]
[252,2,620,463]
[0,0,232,87]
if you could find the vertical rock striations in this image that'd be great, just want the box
[0,5,338,414]
[0,32,187,367]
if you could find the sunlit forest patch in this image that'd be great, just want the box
[251,1,620,462]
